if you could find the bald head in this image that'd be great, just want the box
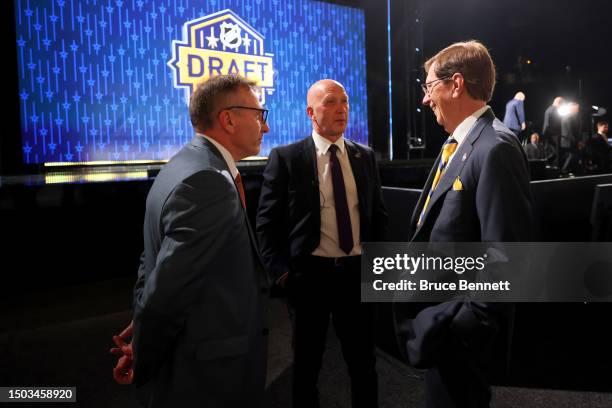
[515,91,525,101]
[306,79,349,142]
[553,96,564,107]
[307,79,345,105]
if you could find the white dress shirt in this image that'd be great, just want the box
[310,131,361,257]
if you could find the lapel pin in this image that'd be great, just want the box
[462,153,467,161]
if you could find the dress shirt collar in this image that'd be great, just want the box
[197,133,239,179]
[450,105,490,144]
[312,131,346,156]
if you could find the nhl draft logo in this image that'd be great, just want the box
[168,9,275,102]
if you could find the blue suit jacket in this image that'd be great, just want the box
[132,136,269,407]
[503,98,525,133]
[394,109,533,370]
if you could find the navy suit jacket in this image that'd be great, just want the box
[503,98,525,133]
[132,136,269,407]
[256,136,388,281]
[394,109,533,370]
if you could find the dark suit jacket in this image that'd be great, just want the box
[542,105,561,139]
[132,136,269,408]
[256,136,388,282]
[395,109,533,370]
[587,133,611,173]
[502,98,525,133]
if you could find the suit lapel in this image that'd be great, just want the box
[303,136,322,212]
[427,140,473,205]
[345,140,368,213]
[243,213,268,281]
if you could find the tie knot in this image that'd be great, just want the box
[442,138,458,157]
[328,144,339,155]
[444,137,458,147]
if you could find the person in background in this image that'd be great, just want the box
[542,96,564,168]
[503,91,526,140]
[525,132,554,161]
[587,120,611,173]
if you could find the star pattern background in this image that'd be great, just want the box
[14,0,368,164]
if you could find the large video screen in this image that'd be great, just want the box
[14,0,367,164]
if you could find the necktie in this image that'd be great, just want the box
[328,144,354,255]
[417,138,458,227]
[235,172,246,209]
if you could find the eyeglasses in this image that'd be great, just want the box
[421,75,452,95]
[222,106,269,124]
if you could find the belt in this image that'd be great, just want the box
[307,254,361,268]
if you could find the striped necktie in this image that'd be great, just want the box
[417,138,458,227]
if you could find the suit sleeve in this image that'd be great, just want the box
[517,101,525,125]
[132,170,237,385]
[476,140,533,242]
[133,251,146,310]
[256,148,291,282]
[542,109,551,136]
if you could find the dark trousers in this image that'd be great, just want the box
[425,336,492,408]
[287,255,378,408]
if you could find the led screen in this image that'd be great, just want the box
[14,0,367,164]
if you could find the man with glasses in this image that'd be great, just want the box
[394,41,533,407]
[257,79,388,408]
[113,74,270,407]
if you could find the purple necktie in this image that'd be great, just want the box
[328,144,354,255]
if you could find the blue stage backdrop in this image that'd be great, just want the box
[14,0,368,164]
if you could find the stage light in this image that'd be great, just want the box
[558,103,572,117]
[591,106,607,117]
[557,102,579,117]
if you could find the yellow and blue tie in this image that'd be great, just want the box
[417,138,458,227]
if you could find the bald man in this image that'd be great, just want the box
[503,91,526,138]
[257,79,388,408]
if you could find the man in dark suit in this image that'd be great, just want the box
[502,91,526,139]
[587,120,611,173]
[117,75,270,407]
[542,96,564,168]
[256,79,388,408]
[393,41,533,407]
[525,132,554,161]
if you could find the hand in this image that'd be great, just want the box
[521,122,526,131]
[270,271,290,298]
[112,353,134,384]
[110,322,134,384]
[277,272,289,288]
